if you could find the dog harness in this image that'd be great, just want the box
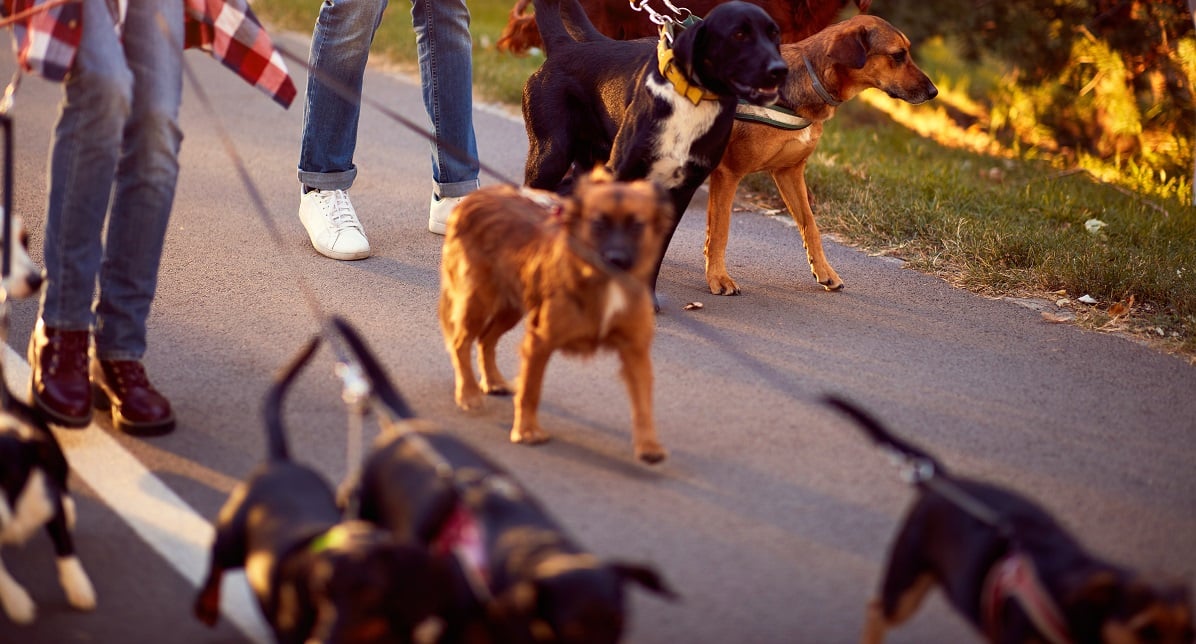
[432,502,491,601]
[656,32,719,105]
[981,552,1072,644]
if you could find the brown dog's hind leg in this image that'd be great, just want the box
[771,165,843,291]
[704,167,744,296]
[511,331,552,445]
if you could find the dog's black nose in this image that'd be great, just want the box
[768,63,788,84]
[602,250,634,271]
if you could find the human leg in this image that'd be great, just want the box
[31,0,132,427]
[296,0,385,260]
[89,0,185,435]
[411,0,480,234]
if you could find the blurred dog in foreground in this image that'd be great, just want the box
[438,168,674,463]
[331,316,678,643]
[195,337,454,642]
[824,396,1194,644]
[0,212,92,625]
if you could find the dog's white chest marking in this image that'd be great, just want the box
[1,470,54,546]
[645,75,720,188]
[600,281,629,338]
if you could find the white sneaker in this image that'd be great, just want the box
[428,194,467,236]
[298,189,370,260]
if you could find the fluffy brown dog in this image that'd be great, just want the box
[439,169,674,463]
[496,0,871,55]
[704,15,938,295]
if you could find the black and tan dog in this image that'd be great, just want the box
[705,15,938,295]
[194,337,454,643]
[824,396,1195,644]
[329,316,677,643]
[522,0,787,301]
[439,168,673,463]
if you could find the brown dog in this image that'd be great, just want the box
[439,169,674,463]
[496,0,871,55]
[704,15,938,295]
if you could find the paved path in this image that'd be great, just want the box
[1,32,1193,644]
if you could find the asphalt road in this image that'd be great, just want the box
[2,32,1194,644]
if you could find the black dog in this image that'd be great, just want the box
[522,0,787,301]
[824,396,1195,644]
[194,336,455,643]
[0,381,95,624]
[329,316,677,643]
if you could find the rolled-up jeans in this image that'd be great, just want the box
[297,0,480,199]
[40,0,184,361]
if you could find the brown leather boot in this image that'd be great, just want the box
[28,321,93,427]
[91,359,175,436]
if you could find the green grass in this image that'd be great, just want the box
[254,0,1196,359]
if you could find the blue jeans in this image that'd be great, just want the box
[297,0,480,199]
[40,0,184,361]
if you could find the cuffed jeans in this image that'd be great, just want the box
[297,0,480,199]
[40,0,184,361]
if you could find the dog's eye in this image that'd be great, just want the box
[890,50,907,64]
[591,219,609,234]
[733,29,748,42]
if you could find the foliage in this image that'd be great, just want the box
[873,0,1195,195]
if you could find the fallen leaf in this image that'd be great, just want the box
[683,301,704,311]
[1107,295,1134,318]
[1078,294,1098,305]
[1055,298,1070,307]
[1053,289,1068,296]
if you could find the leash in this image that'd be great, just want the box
[629,0,695,37]
[825,397,1073,643]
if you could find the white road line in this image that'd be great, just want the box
[3,345,270,643]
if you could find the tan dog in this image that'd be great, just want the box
[704,15,938,295]
[439,169,674,463]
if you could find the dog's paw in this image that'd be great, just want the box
[811,264,843,291]
[0,580,36,624]
[57,557,96,611]
[511,425,550,445]
[635,441,668,465]
[707,273,741,296]
[455,389,485,411]
[481,380,513,396]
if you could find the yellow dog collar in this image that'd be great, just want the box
[657,34,719,106]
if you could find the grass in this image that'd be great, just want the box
[253,0,1196,361]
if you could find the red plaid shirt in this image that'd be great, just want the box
[3,0,296,108]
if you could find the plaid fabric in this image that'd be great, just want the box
[3,0,296,108]
[3,0,82,81]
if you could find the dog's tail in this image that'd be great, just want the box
[531,0,603,55]
[822,395,946,480]
[327,316,418,422]
[264,335,322,462]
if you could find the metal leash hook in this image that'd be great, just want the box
[333,343,372,483]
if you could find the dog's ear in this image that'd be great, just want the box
[610,561,679,599]
[644,180,675,234]
[828,26,868,70]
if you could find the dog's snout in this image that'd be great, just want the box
[767,62,788,85]
[602,248,635,271]
[926,83,939,100]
